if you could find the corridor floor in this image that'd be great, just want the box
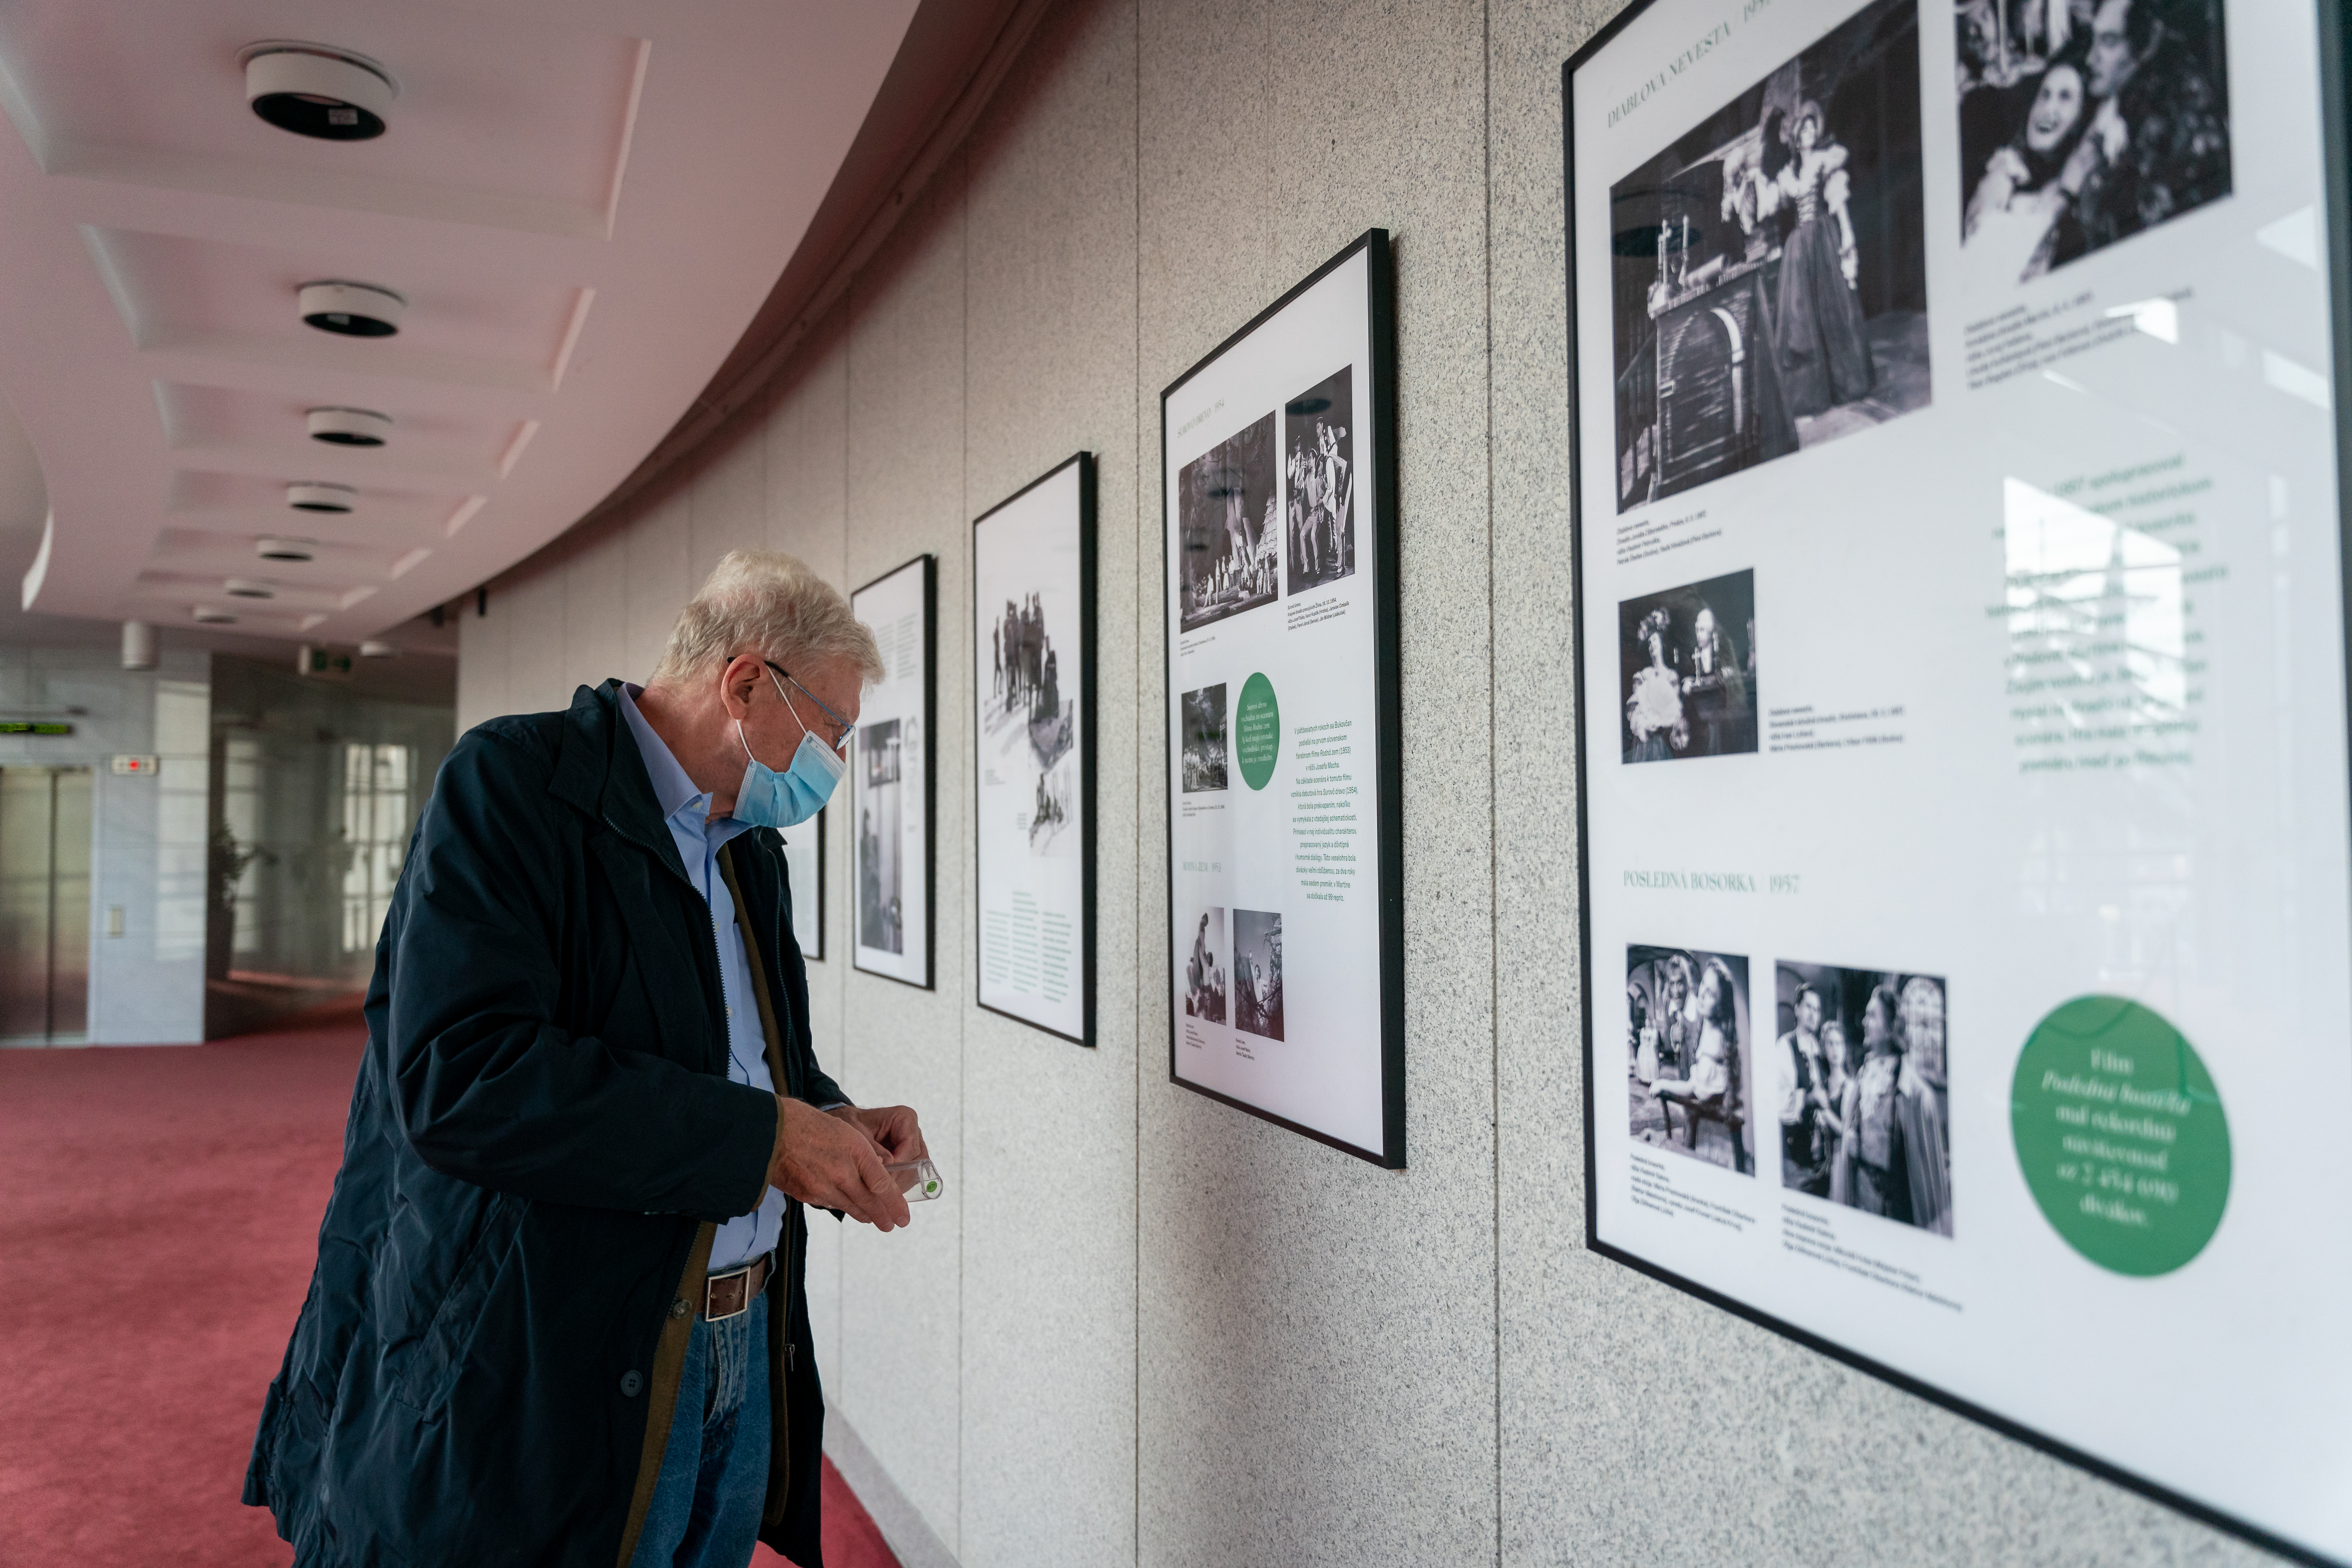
[0,1009,897,1568]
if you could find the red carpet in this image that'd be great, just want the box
[0,1012,899,1568]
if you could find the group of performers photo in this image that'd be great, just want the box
[1617,569,1758,763]
[1626,947,1754,1174]
[1176,414,1281,632]
[1623,948,1953,1238]
[1609,0,1930,510]
[1771,963,1953,1236]
[1957,0,2230,284]
[1283,367,1357,593]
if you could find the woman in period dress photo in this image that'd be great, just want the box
[1648,954,1750,1173]
[1624,606,1686,762]
[1771,100,1877,419]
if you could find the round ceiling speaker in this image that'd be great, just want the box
[298,279,404,337]
[359,641,401,659]
[256,536,319,563]
[287,482,356,514]
[307,406,391,446]
[224,577,278,600]
[192,606,238,625]
[285,484,353,515]
[241,43,396,141]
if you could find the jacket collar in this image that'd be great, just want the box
[552,680,691,886]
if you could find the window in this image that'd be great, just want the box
[341,743,410,953]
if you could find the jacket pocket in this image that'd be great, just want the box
[390,1194,522,1417]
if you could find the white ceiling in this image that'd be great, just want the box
[0,0,918,642]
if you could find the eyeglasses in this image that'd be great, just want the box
[763,661,855,752]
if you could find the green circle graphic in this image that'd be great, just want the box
[1235,673,1279,791]
[2011,996,2229,1276]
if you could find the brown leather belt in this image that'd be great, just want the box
[701,1252,773,1321]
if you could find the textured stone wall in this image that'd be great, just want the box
[456,0,2268,1561]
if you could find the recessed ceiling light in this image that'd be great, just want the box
[359,641,401,659]
[287,482,356,514]
[307,407,392,446]
[298,280,404,337]
[224,577,277,600]
[192,606,238,625]
[241,43,397,141]
[257,536,318,563]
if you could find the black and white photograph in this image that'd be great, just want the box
[1627,946,1753,1174]
[1772,963,1952,1234]
[990,592,1073,772]
[1177,412,1281,631]
[1232,909,1284,1041]
[974,454,1096,1044]
[857,720,904,956]
[1609,0,1929,512]
[1957,0,2230,285]
[1183,906,1227,1024]
[1284,367,1356,594]
[1181,683,1228,792]
[1618,570,1757,762]
[986,590,1078,857]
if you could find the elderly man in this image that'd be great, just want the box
[246,551,929,1568]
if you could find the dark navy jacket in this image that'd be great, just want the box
[246,681,842,1567]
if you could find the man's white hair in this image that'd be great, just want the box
[650,550,886,688]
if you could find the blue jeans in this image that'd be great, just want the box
[628,1293,770,1568]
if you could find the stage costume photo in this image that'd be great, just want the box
[1769,101,1877,417]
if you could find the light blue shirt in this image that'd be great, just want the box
[618,684,783,1272]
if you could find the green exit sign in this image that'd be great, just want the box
[0,721,72,735]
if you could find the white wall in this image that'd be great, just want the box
[457,0,2272,1562]
[0,646,210,1045]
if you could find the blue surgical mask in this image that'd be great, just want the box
[734,671,845,829]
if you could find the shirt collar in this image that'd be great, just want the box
[618,682,723,832]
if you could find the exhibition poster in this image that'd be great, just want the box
[1568,0,2351,1555]
[850,555,935,989]
[973,454,1096,1044]
[1161,231,1404,1166]
[779,810,822,960]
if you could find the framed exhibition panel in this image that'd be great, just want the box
[849,555,935,989]
[1160,229,1404,1168]
[1566,0,2352,1557]
[779,809,822,961]
[973,453,1097,1045]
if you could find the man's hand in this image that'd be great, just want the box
[827,1103,927,1164]
[767,1097,909,1231]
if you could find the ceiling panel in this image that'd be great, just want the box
[0,2,649,234]
[154,379,532,485]
[163,467,466,541]
[0,0,921,645]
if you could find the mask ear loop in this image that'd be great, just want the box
[737,662,807,768]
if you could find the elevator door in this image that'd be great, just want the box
[0,766,91,1044]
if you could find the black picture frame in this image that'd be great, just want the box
[971,452,1098,1047]
[1158,228,1405,1169]
[1563,2,2352,1560]
[849,553,936,991]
